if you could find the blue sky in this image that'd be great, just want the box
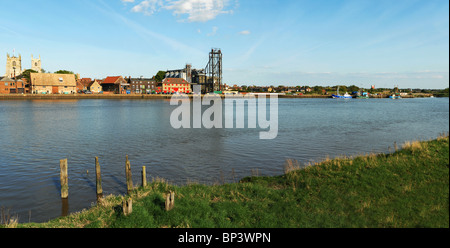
[0,0,448,88]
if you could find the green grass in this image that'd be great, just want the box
[9,136,450,228]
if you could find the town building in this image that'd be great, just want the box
[101,76,129,94]
[30,73,77,94]
[162,78,192,94]
[76,78,92,92]
[0,77,25,94]
[165,64,192,83]
[88,80,103,93]
[128,77,158,94]
[165,64,208,93]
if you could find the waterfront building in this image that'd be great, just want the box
[88,80,103,93]
[0,76,25,94]
[76,78,92,92]
[162,78,192,94]
[101,76,129,94]
[165,64,192,83]
[165,64,208,93]
[128,77,158,94]
[30,73,77,94]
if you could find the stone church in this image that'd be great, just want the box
[4,53,42,78]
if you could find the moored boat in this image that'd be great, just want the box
[332,86,353,99]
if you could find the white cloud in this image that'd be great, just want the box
[166,0,232,22]
[239,30,250,35]
[126,0,234,22]
[131,0,163,15]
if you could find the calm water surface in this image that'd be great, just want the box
[0,98,448,223]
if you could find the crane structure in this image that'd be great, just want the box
[205,48,222,92]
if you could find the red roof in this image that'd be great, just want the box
[102,76,122,84]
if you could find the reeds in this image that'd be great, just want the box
[402,140,423,151]
[284,159,301,174]
[1,207,18,228]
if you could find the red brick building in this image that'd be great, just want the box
[0,77,26,94]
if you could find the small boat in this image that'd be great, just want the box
[356,91,369,99]
[389,94,401,99]
[332,86,352,99]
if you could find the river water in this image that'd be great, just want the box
[0,97,448,223]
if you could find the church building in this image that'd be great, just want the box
[3,52,42,78]
[4,53,22,78]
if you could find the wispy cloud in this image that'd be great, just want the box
[131,0,163,15]
[125,0,235,22]
[239,30,250,35]
[207,26,218,36]
[166,0,233,22]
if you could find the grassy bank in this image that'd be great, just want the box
[7,135,449,228]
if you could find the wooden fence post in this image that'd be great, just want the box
[165,193,171,211]
[122,198,132,216]
[142,166,147,187]
[95,157,103,196]
[126,155,133,193]
[165,191,175,211]
[170,191,175,210]
[59,159,69,199]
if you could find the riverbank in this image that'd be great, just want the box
[0,93,328,100]
[0,93,439,100]
[6,135,448,228]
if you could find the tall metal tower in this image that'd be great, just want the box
[205,48,222,92]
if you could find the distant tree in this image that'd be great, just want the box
[313,86,324,94]
[21,69,38,83]
[337,85,348,93]
[54,70,78,80]
[348,85,360,93]
[54,70,74,74]
[155,71,166,82]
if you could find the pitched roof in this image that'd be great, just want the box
[30,73,76,86]
[102,76,122,84]
[0,76,23,82]
[163,78,190,85]
[78,78,92,86]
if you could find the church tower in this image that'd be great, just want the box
[5,53,22,78]
[31,54,42,73]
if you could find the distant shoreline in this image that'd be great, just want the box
[0,93,438,100]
